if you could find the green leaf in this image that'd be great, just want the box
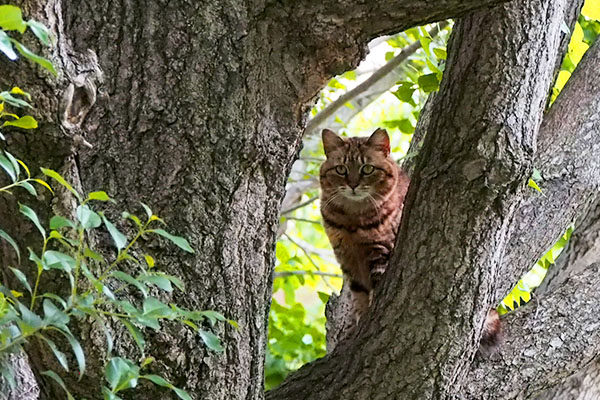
[84,247,104,261]
[39,293,67,309]
[27,20,53,46]
[161,273,184,292]
[0,91,32,108]
[38,335,69,371]
[49,215,76,230]
[173,388,193,400]
[118,318,145,356]
[101,214,127,250]
[142,297,175,319]
[77,205,101,230]
[433,48,447,60]
[198,310,227,326]
[140,202,153,219]
[419,36,432,57]
[55,328,85,379]
[151,229,194,253]
[0,229,20,264]
[88,191,111,202]
[0,153,16,181]
[528,178,543,194]
[41,168,80,201]
[138,274,172,292]
[17,181,37,197]
[2,115,38,129]
[17,302,42,330]
[392,82,416,103]
[0,30,17,60]
[142,374,172,388]
[42,250,75,272]
[144,254,155,268]
[317,291,330,303]
[33,178,53,193]
[105,357,139,392]
[4,151,19,179]
[532,168,542,182]
[0,5,27,32]
[122,212,142,228]
[111,271,148,297]
[43,299,69,326]
[41,370,75,400]
[11,40,57,76]
[9,267,31,293]
[382,119,414,134]
[199,330,224,352]
[417,73,440,93]
[17,159,30,177]
[19,203,45,238]
[102,386,123,400]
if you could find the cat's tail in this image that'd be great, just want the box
[479,309,502,355]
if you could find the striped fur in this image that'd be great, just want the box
[320,128,409,322]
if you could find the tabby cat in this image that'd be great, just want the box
[319,128,501,350]
[319,128,409,322]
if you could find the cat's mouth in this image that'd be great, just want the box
[343,188,370,201]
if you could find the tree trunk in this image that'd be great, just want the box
[3,0,600,399]
[1,0,520,399]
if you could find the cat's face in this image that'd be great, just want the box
[320,129,398,208]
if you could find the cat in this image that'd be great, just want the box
[319,128,409,322]
[319,128,501,350]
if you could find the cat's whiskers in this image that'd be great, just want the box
[366,193,382,223]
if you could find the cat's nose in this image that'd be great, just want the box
[348,183,359,190]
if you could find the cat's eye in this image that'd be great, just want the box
[360,164,374,175]
[335,165,348,175]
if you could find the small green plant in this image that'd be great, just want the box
[0,7,232,396]
[0,159,235,399]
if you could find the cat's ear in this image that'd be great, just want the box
[367,128,390,156]
[322,129,345,157]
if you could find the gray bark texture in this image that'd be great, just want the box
[530,198,600,399]
[1,0,600,399]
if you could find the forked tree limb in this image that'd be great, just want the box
[269,0,579,398]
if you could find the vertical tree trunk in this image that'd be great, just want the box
[3,0,598,399]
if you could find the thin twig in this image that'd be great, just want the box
[283,233,337,291]
[274,270,342,279]
[281,196,318,215]
[304,21,449,136]
[283,216,323,226]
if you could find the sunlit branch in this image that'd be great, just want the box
[280,196,318,215]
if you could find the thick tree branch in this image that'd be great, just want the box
[496,35,600,303]
[307,0,509,40]
[463,263,600,399]
[266,0,514,108]
[269,0,576,398]
[532,199,600,400]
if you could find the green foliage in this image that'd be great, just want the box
[0,162,234,398]
[551,5,600,102]
[499,226,573,314]
[0,8,231,396]
[0,5,56,75]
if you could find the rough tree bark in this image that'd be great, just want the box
[1,0,600,399]
[269,0,595,399]
[0,0,522,399]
